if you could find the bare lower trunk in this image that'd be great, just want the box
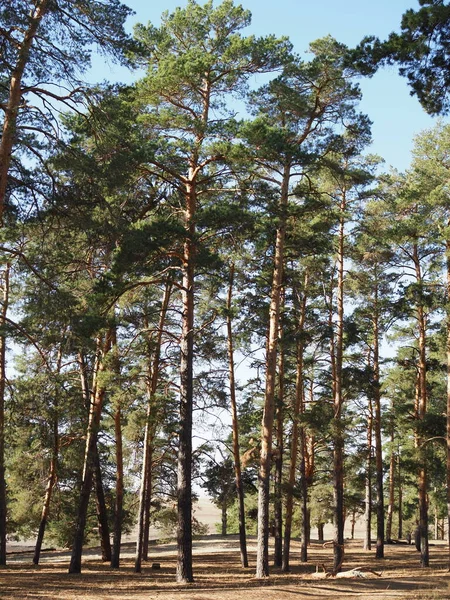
[414,245,429,567]
[256,164,289,579]
[176,179,195,584]
[333,434,345,569]
[351,509,356,539]
[282,275,308,572]
[111,328,123,569]
[333,201,345,573]
[397,451,403,540]
[418,466,429,566]
[34,384,59,565]
[226,265,248,568]
[93,443,111,562]
[273,306,284,568]
[79,352,111,561]
[446,242,450,569]
[111,403,123,568]
[0,264,9,566]
[300,427,308,563]
[69,330,112,574]
[373,302,384,559]
[221,502,227,536]
[386,425,395,543]
[136,285,172,571]
[364,390,373,551]
[142,445,153,562]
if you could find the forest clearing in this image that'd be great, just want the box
[2,537,450,600]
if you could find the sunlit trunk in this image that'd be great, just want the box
[256,162,289,579]
[446,240,450,569]
[0,263,10,565]
[273,291,284,568]
[226,264,248,568]
[176,177,195,583]
[69,329,113,574]
[364,386,373,551]
[111,327,123,569]
[332,196,345,573]
[282,275,308,571]
[373,295,384,558]
[33,347,63,565]
[135,283,172,572]
[413,243,429,567]
[93,443,112,562]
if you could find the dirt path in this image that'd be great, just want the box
[1,537,450,599]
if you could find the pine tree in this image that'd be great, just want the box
[0,0,133,221]
[131,1,289,581]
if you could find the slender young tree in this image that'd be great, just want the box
[350,205,396,559]
[225,263,248,568]
[0,262,9,566]
[282,269,309,571]
[378,170,442,567]
[273,288,285,568]
[32,345,63,565]
[110,325,124,569]
[135,282,173,573]
[314,146,373,572]
[69,329,113,574]
[407,122,450,569]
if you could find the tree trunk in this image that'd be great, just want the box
[332,201,346,573]
[386,422,395,543]
[111,409,123,568]
[351,509,356,540]
[446,240,450,569]
[135,283,172,572]
[176,177,195,584]
[79,351,111,561]
[93,443,112,562]
[273,294,284,568]
[0,1,49,222]
[142,444,153,562]
[33,448,57,565]
[364,386,373,551]
[414,243,429,568]
[318,523,324,542]
[373,298,384,559]
[33,346,62,565]
[0,263,9,566]
[111,327,124,569]
[282,274,308,572]
[226,264,248,568]
[300,427,308,563]
[256,163,289,579]
[397,450,403,540]
[221,501,227,536]
[299,280,309,564]
[69,330,113,574]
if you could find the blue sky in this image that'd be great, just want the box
[91,0,442,172]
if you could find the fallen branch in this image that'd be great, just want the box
[313,566,382,579]
[321,541,345,576]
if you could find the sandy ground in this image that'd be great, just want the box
[3,535,450,599]
[3,499,449,599]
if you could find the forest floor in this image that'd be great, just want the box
[1,536,450,600]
